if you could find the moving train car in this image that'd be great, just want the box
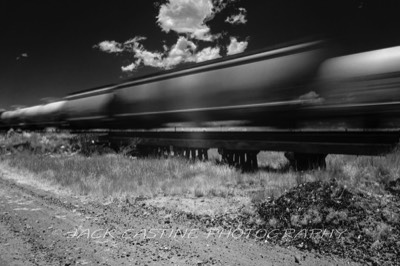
[3,39,400,169]
[108,41,330,129]
[313,45,400,128]
[0,101,66,129]
[63,85,116,129]
[2,40,399,131]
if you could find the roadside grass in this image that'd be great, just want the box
[0,153,299,201]
[1,131,399,210]
[323,151,400,195]
[0,130,75,154]
[1,149,398,204]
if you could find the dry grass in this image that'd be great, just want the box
[1,131,399,206]
[0,151,301,204]
[321,152,400,195]
[0,130,75,154]
[2,149,399,203]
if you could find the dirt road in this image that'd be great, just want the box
[0,169,360,266]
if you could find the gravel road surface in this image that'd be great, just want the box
[0,170,360,266]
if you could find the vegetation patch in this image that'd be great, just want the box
[1,131,400,264]
[1,152,300,202]
[0,130,76,155]
[255,179,400,264]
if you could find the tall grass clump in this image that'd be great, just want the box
[313,149,400,195]
[0,130,75,154]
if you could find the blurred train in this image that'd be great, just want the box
[2,40,400,132]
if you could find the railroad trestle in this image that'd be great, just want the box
[86,129,400,171]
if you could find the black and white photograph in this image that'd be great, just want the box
[1,0,400,265]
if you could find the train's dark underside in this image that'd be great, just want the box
[84,129,400,171]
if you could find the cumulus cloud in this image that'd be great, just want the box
[157,0,217,41]
[225,7,247,25]
[163,36,197,66]
[95,0,248,73]
[195,47,221,62]
[93,40,123,53]
[161,37,221,66]
[212,0,238,13]
[121,63,138,72]
[226,37,248,55]
[121,36,220,71]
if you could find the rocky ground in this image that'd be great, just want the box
[140,180,400,266]
[0,168,362,266]
[257,179,400,265]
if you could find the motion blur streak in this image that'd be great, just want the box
[2,40,400,131]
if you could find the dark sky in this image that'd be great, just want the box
[1,0,399,109]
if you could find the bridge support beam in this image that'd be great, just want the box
[284,152,327,171]
[198,148,208,161]
[219,149,259,171]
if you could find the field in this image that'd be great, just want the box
[0,131,399,265]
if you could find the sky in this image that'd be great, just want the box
[1,0,400,109]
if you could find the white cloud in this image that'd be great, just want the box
[135,49,164,68]
[225,7,247,25]
[121,62,138,72]
[157,0,217,41]
[227,37,248,55]
[120,36,194,70]
[95,0,248,72]
[94,40,123,53]
[119,36,221,71]
[194,47,221,62]
[124,36,147,47]
[162,36,197,67]
[212,0,238,13]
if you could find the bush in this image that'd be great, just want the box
[0,130,74,155]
